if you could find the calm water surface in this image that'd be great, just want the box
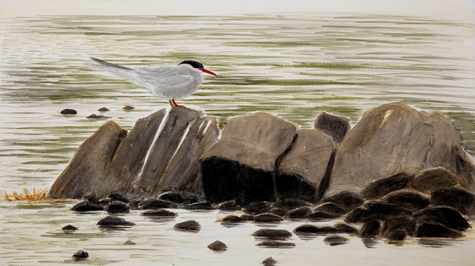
[0,14,475,265]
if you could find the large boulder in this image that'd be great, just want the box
[327,103,475,196]
[276,129,336,202]
[201,112,298,204]
[48,122,127,198]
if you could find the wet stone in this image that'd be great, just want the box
[141,209,177,217]
[364,201,408,221]
[294,224,338,235]
[240,214,254,221]
[185,202,213,210]
[219,215,246,223]
[314,202,348,215]
[98,199,112,206]
[207,240,227,251]
[108,193,129,203]
[430,188,475,216]
[71,201,104,212]
[385,230,408,241]
[97,216,135,227]
[360,220,381,239]
[254,213,283,223]
[381,216,416,239]
[158,192,184,203]
[344,208,373,224]
[334,223,359,235]
[60,109,77,115]
[308,211,341,221]
[324,235,349,246]
[414,206,470,231]
[382,191,430,211]
[218,200,241,211]
[105,202,130,213]
[138,199,178,210]
[256,241,295,248]
[288,207,312,219]
[415,222,463,238]
[83,194,99,204]
[322,191,364,211]
[362,173,411,200]
[86,114,110,120]
[123,105,135,110]
[269,207,288,217]
[243,201,271,215]
[62,225,78,232]
[72,250,88,261]
[174,220,201,232]
[272,198,310,210]
[98,107,109,112]
[252,229,292,239]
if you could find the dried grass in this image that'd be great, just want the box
[1,188,49,201]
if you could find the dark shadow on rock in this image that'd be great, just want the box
[430,188,475,216]
[288,207,312,219]
[314,111,350,143]
[362,173,411,200]
[360,220,380,238]
[415,222,463,238]
[382,191,430,211]
[71,201,104,212]
[322,191,364,212]
[411,168,459,194]
[414,206,470,231]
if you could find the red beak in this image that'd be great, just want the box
[199,68,217,76]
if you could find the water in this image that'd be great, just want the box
[0,14,475,265]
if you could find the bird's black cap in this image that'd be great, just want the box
[178,60,204,69]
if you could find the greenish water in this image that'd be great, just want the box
[0,14,475,265]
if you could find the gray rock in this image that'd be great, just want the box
[314,111,351,143]
[201,112,298,204]
[276,129,336,202]
[48,122,127,199]
[328,103,475,196]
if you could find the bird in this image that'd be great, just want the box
[89,57,216,107]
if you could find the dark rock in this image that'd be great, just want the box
[344,208,373,224]
[185,202,213,210]
[97,216,135,227]
[364,201,408,221]
[322,191,364,212]
[254,213,283,223]
[314,111,351,143]
[60,109,77,115]
[412,168,459,194]
[334,223,359,235]
[128,197,142,210]
[138,199,177,210]
[48,122,127,199]
[141,209,177,217]
[272,198,310,211]
[240,214,255,221]
[288,207,312,219]
[207,240,227,251]
[62,225,78,232]
[256,241,295,248]
[71,201,104,212]
[276,129,336,202]
[430,188,475,215]
[328,103,475,195]
[314,202,348,215]
[383,191,430,211]
[105,202,130,213]
[158,192,184,203]
[124,240,136,245]
[218,200,241,211]
[86,114,111,120]
[362,173,411,200]
[308,211,341,221]
[83,194,99,204]
[360,220,380,238]
[252,229,292,239]
[294,224,338,235]
[324,235,349,246]
[97,199,112,206]
[108,192,129,203]
[219,215,246,223]
[72,250,88,261]
[262,257,278,266]
[201,112,298,204]
[243,201,271,215]
[415,222,463,238]
[174,220,201,231]
[269,208,288,217]
[414,206,470,231]
[122,105,135,110]
[381,216,416,239]
[385,230,408,241]
[181,195,200,204]
[98,107,109,112]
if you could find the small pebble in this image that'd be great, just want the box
[72,250,88,261]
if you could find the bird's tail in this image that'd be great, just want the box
[89,57,138,83]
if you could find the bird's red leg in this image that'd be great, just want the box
[172,99,185,108]
[168,100,175,107]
